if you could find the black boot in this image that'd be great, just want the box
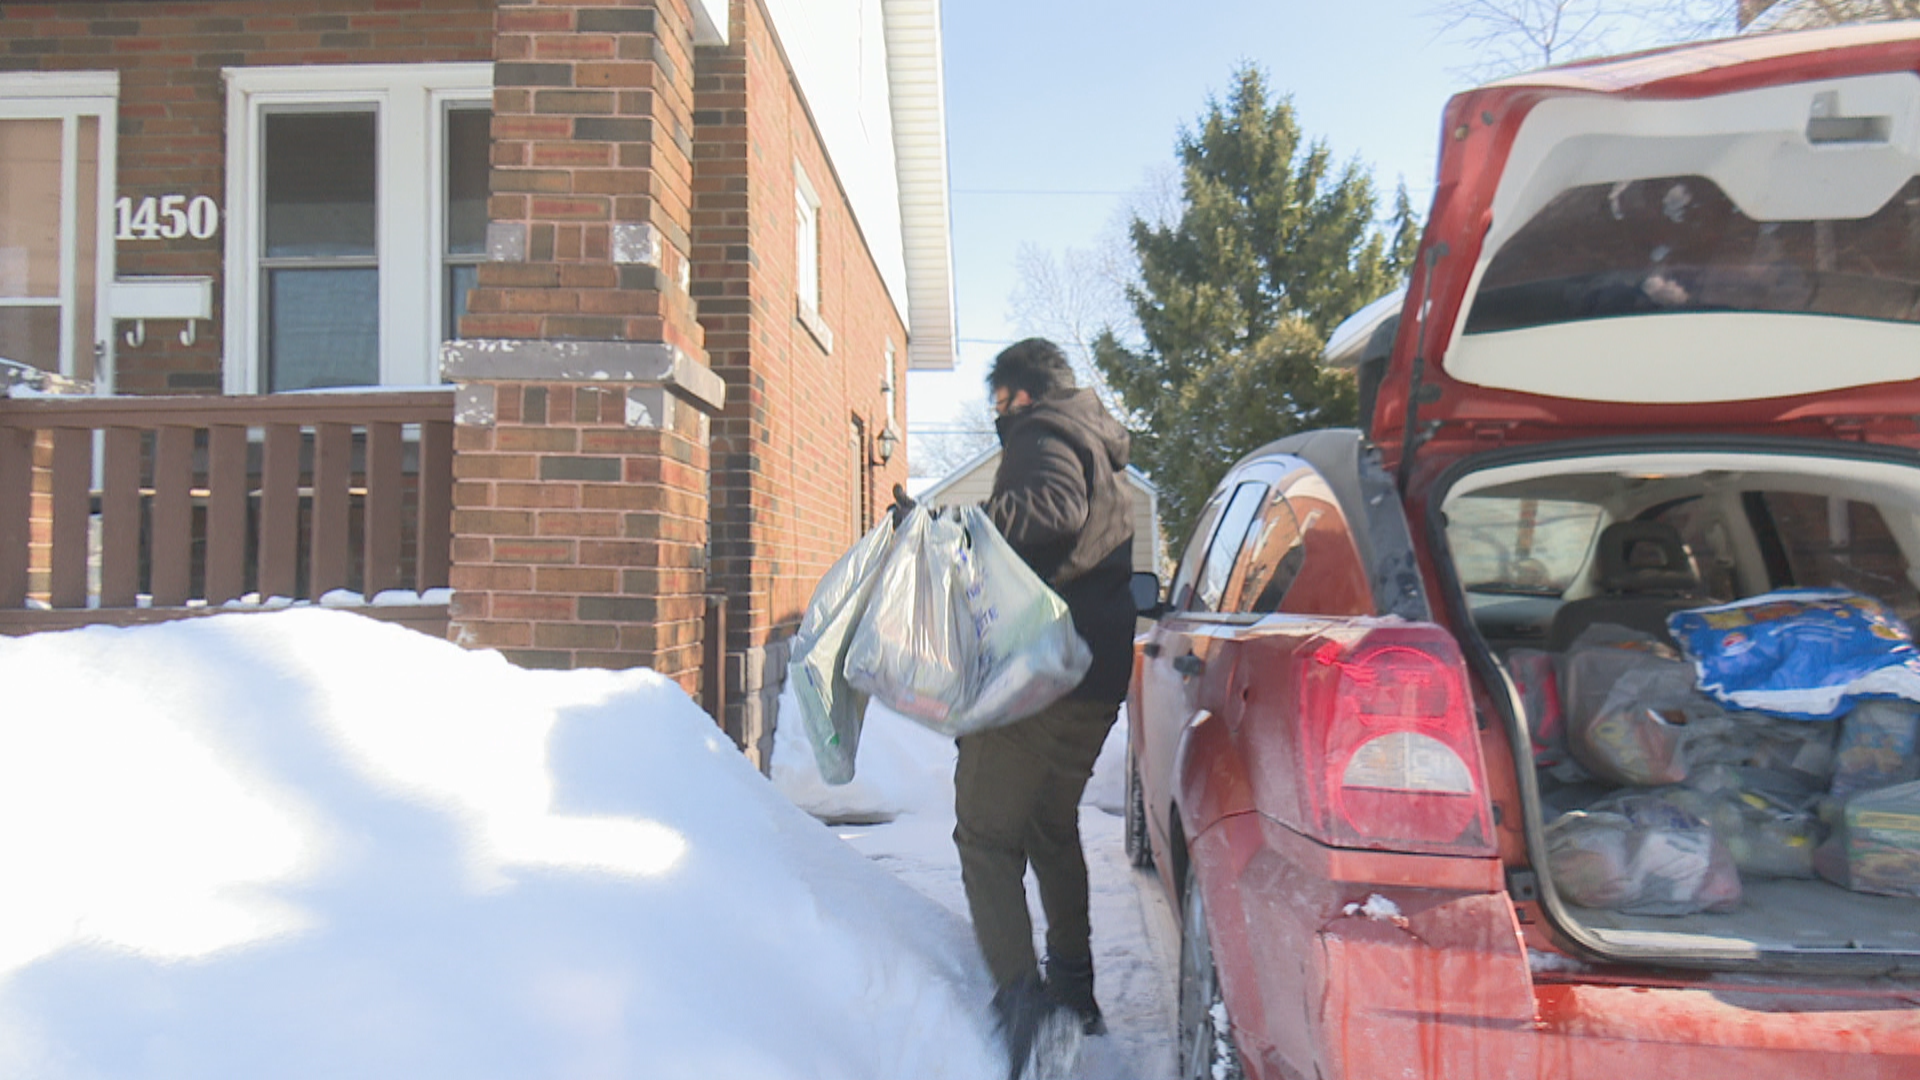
[991,972,1081,1080]
[1043,953,1106,1036]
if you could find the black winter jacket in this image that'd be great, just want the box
[987,388,1135,705]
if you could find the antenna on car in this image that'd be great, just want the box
[1395,242,1448,493]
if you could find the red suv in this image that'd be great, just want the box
[1127,24,1920,1080]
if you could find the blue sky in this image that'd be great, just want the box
[906,0,1491,432]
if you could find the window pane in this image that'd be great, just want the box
[268,268,378,391]
[1761,493,1920,620]
[71,116,98,384]
[445,263,477,342]
[1470,174,1920,334]
[1195,482,1267,614]
[265,112,376,258]
[0,306,62,372]
[446,108,489,256]
[1446,497,1603,596]
[0,119,63,299]
[1236,494,1305,614]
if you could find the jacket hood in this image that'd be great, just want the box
[1001,387,1131,472]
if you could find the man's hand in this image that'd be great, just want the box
[890,483,917,526]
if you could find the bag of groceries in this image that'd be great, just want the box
[1546,795,1742,915]
[844,507,977,728]
[946,505,1091,734]
[787,515,897,785]
[1814,779,1920,898]
[1561,626,1727,787]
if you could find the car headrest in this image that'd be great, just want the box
[1595,520,1701,595]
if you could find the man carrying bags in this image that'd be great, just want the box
[947,338,1136,1079]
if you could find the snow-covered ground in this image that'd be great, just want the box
[0,609,1178,1079]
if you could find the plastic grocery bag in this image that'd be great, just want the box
[843,507,978,728]
[787,516,897,785]
[1611,779,1825,880]
[1546,797,1742,915]
[1668,588,1920,720]
[1829,698,1920,801]
[1813,779,1920,898]
[1508,648,1571,774]
[1561,626,1726,786]
[945,505,1091,734]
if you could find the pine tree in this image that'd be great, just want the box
[1094,65,1419,546]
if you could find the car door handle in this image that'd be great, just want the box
[1172,654,1204,677]
[1142,642,1162,658]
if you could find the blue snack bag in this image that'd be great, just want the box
[1668,588,1920,720]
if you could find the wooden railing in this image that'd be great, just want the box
[0,391,454,635]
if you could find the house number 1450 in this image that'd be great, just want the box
[115,195,220,241]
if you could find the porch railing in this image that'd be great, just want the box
[0,391,454,635]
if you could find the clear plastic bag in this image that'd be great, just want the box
[787,516,897,785]
[843,508,978,728]
[1546,797,1742,915]
[1508,648,1571,773]
[1814,779,1920,898]
[1561,627,1726,786]
[1829,698,1920,801]
[1614,779,1825,880]
[946,506,1091,734]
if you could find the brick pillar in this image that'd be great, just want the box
[439,348,722,685]
[444,0,725,696]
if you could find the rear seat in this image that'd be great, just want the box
[1547,520,1708,651]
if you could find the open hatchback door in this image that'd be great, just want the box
[1376,23,1920,463]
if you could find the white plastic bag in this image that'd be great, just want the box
[787,516,896,784]
[843,507,978,727]
[947,505,1091,734]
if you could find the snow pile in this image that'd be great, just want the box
[0,609,1002,1080]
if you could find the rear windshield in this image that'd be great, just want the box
[1446,496,1603,596]
[1466,174,1920,333]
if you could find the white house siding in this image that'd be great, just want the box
[761,0,908,315]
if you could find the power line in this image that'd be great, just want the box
[950,188,1132,196]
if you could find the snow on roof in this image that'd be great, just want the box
[0,609,1001,1079]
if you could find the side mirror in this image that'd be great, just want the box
[1130,571,1171,619]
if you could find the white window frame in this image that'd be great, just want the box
[793,160,832,353]
[222,63,489,394]
[0,71,118,390]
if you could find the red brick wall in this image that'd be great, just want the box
[447,380,710,677]
[692,0,907,752]
[0,0,496,394]
[463,0,703,357]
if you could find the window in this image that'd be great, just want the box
[1445,496,1604,598]
[793,161,831,352]
[0,72,115,387]
[1192,482,1269,614]
[1233,492,1306,614]
[1469,174,1920,335]
[224,64,490,393]
[794,163,820,315]
[1758,493,1920,621]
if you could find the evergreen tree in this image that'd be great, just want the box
[1094,65,1419,546]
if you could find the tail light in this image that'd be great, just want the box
[1298,627,1495,855]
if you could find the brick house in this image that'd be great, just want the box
[0,0,955,767]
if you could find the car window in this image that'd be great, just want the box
[1193,482,1268,614]
[1468,174,1920,334]
[1232,491,1304,614]
[1169,490,1230,612]
[1760,492,1920,622]
[1445,495,1604,597]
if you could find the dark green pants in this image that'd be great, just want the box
[953,696,1120,990]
